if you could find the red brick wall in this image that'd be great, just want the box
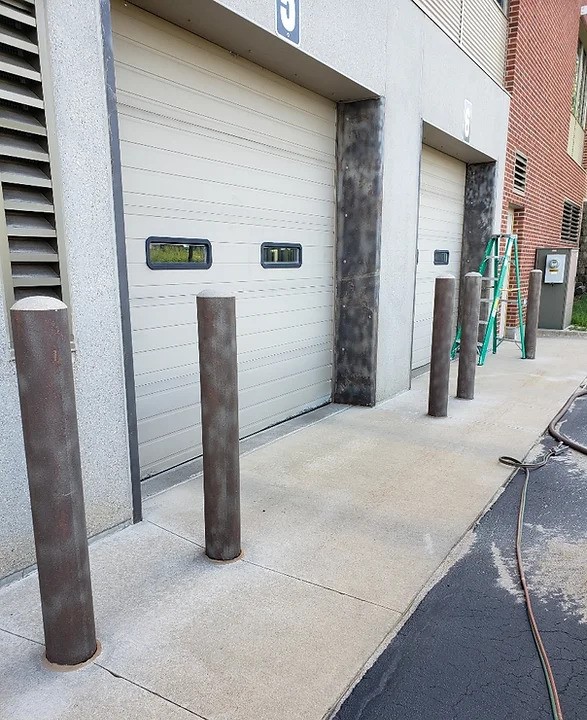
[501,0,587,323]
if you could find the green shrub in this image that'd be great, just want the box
[571,295,587,328]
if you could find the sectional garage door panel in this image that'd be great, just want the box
[412,146,466,370]
[112,1,336,478]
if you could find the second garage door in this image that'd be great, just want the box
[412,145,466,370]
[112,2,336,478]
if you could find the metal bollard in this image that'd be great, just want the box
[11,297,97,667]
[457,272,482,400]
[428,275,456,418]
[196,290,241,561]
[525,269,543,360]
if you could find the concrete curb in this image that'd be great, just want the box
[537,328,587,338]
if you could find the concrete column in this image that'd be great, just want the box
[428,276,456,418]
[457,273,482,400]
[525,270,543,360]
[196,291,241,561]
[11,297,97,667]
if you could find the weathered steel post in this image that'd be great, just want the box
[11,297,97,667]
[428,275,456,418]
[196,290,241,561]
[524,269,543,360]
[457,272,482,400]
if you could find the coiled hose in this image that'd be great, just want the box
[498,385,587,720]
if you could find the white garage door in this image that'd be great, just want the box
[412,145,466,370]
[112,2,336,478]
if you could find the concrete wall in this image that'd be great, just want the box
[376,2,508,399]
[0,0,510,579]
[130,0,509,402]
[0,0,133,582]
[182,0,390,96]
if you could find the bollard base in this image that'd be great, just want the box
[204,549,244,564]
[42,640,102,672]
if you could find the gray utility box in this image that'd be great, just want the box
[536,247,579,329]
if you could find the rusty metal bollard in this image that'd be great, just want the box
[11,297,97,667]
[196,290,241,561]
[428,275,456,418]
[525,270,543,360]
[457,272,482,400]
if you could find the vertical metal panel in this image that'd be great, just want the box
[416,0,463,40]
[461,0,507,84]
[413,0,508,85]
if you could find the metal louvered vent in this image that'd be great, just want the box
[0,0,63,304]
[513,152,528,194]
[561,200,582,243]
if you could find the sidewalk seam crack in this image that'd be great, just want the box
[96,662,210,719]
[145,520,402,614]
[241,558,403,614]
[0,626,43,646]
[145,520,205,549]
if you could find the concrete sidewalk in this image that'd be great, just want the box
[1,337,585,720]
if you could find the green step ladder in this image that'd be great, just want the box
[451,234,526,366]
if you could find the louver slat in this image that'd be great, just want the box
[2,0,35,8]
[0,106,46,136]
[8,237,57,262]
[11,263,60,286]
[0,24,38,53]
[0,49,41,81]
[0,4,65,304]
[0,132,48,161]
[3,185,53,212]
[0,77,43,108]
[0,159,51,186]
[0,1,36,27]
[6,212,56,237]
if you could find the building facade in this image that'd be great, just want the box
[0,0,511,582]
[501,0,587,328]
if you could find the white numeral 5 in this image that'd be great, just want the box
[280,0,297,33]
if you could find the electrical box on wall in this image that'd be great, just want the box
[535,248,578,329]
[544,254,566,284]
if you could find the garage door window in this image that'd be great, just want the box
[261,243,302,268]
[146,238,212,269]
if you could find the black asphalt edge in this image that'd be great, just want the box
[324,381,587,720]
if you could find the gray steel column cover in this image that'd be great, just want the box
[334,98,385,407]
[11,297,97,666]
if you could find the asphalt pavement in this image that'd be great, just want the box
[335,390,587,720]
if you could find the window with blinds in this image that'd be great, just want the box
[414,0,508,85]
[0,0,66,309]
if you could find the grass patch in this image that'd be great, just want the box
[572,295,587,328]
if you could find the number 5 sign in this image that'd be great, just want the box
[276,0,300,45]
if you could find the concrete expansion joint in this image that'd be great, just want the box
[95,662,210,719]
[147,519,402,614]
